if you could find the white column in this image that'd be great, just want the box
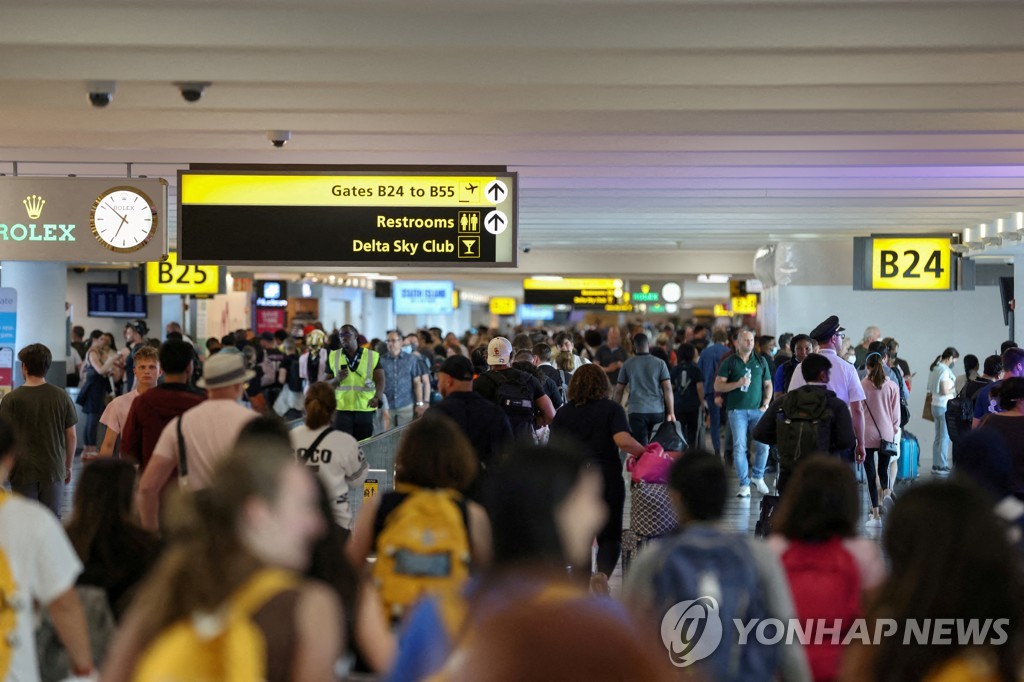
[1,261,68,386]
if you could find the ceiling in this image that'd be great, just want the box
[3,0,1024,260]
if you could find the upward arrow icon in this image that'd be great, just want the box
[484,210,508,235]
[485,180,507,203]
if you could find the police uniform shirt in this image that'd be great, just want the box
[788,348,866,405]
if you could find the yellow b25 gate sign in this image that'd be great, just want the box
[146,251,220,295]
[870,237,952,291]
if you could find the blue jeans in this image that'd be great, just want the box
[11,478,65,518]
[932,404,950,469]
[727,408,769,486]
[705,396,722,453]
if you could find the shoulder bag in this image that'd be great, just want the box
[865,391,899,458]
[922,392,934,422]
[176,413,189,488]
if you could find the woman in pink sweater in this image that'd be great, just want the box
[861,345,901,528]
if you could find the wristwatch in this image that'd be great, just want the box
[416,401,425,407]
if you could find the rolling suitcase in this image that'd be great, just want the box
[897,430,919,483]
[754,494,781,538]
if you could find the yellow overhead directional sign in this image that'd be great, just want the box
[489,297,517,316]
[146,251,219,295]
[731,294,758,315]
[523,278,625,309]
[523,278,622,290]
[181,174,501,208]
[871,237,952,291]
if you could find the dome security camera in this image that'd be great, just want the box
[267,130,292,148]
[87,81,116,108]
[176,81,211,103]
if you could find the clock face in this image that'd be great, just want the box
[90,187,157,253]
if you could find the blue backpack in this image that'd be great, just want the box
[650,526,781,682]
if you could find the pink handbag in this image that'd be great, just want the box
[626,442,680,484]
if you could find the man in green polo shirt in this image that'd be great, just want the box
[715,329,773,498]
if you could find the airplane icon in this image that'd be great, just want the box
[459,182,480,203]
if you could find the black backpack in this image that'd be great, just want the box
[555,369,569,405]
[672,364,701,412]
[945,384,976,445]
[486,370,536,438]
[776,388,831,470]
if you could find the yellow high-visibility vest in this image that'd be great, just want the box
[328,348,379,412]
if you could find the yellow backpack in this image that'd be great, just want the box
[372,484,472,621]
[132,569,298,682]
[0,493,16,680]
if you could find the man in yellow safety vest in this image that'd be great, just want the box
[327,324,385,440]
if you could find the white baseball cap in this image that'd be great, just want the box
[487,337,513,366]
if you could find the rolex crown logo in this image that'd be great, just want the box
[22,195,45,220]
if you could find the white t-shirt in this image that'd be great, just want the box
[928,363,957,408]
[99,389,139,434]
[152,400,258,489]
[290,425,368,529]
[789,348,867,405]
[0,493,82,681]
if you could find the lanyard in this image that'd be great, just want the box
[338,348,365,380]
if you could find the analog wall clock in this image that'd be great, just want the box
[90,186,157,253]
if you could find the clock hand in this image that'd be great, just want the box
[112,214,128,239]
[108,201,133,223]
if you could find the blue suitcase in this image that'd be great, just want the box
[897,430,919,483]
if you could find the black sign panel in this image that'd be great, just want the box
[178,171,516,267]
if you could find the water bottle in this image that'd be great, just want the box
[740,368,751,393]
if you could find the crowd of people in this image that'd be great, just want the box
[2,313,1023,681]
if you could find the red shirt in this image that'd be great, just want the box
[120,383,206,470]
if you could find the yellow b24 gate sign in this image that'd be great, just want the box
[870,238,951,291]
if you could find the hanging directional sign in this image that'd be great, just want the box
[178,169,517,266]
[524,278,630,310]
[489,297,517,316]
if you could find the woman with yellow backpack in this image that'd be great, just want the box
[102,444,344,682]
[346,416,493,619]
[385,443,641,681]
